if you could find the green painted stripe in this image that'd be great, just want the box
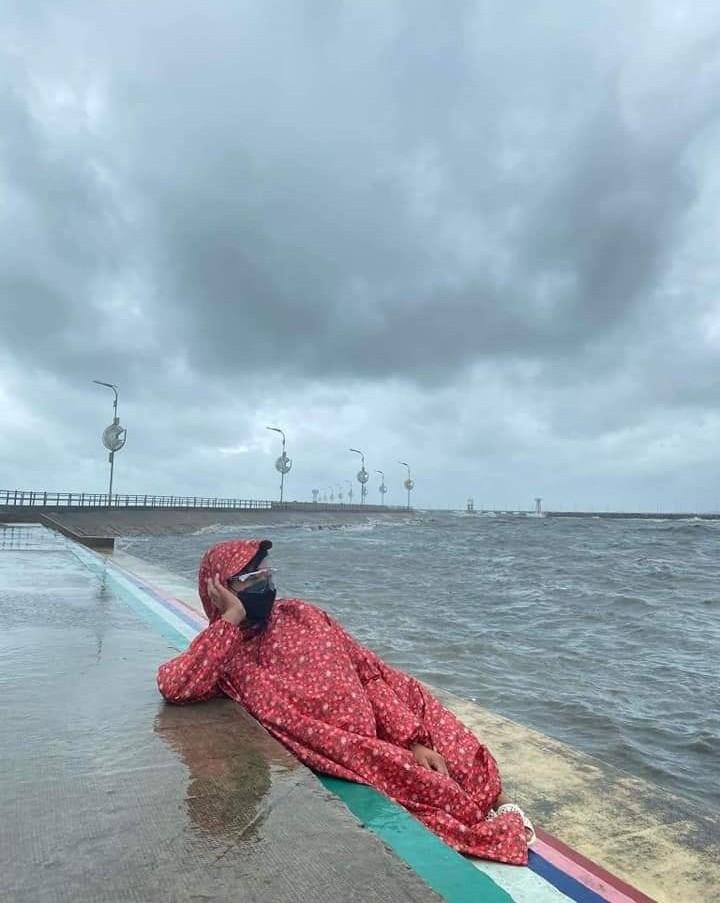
[319,776,514,903]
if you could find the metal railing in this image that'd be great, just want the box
[0,489,272,510]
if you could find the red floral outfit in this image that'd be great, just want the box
[157,539,527,865]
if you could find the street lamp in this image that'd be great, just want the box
[267,427,292,503]
[399,461,414,510]
[93,380,127,505]
[350,448,369,504]
[376,470,387,505]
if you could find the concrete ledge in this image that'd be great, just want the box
[437,690,719,903]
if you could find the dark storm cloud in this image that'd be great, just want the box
[4,1,719,389]
[0,66,156,388]
[4,2,720,510]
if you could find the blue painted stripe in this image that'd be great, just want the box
[529,850,609,903]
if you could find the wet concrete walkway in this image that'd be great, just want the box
[0,524,441,902]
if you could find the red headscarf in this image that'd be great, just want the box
[198,538,272,623]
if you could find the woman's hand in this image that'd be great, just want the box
[207,573,246,626]
[411,743,449,775]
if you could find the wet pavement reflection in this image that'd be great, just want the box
[153,701,298,841]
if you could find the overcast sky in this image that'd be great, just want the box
[2,2,720,511]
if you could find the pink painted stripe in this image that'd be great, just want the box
[537,829,656,903]
[157,591,206,625]
[113,561,207,628]
[533,838,635,903]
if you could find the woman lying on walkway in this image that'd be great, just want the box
[156,538,533,865]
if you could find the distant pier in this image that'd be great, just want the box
[5,488,720,554]
[0,488,414,550]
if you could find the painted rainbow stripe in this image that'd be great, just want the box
[530,831,655,903]
[69,543,655,903]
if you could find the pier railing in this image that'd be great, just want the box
[0,489,272,510]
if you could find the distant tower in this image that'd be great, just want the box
[312,489,319,503]
[535,497,542,516]
[466,498,475,513]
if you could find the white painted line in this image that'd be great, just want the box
[472,859,575,903]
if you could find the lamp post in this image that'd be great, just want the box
[267,427,292,503]
[350,448,368,504]
[399,461,414,510]
[93,380,127,505]
[376,470,387,505]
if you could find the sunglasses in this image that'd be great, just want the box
[228,567,277,589]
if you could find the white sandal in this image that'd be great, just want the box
[490,803,537,845]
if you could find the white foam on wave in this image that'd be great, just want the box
[189,522,295,535]
[189,519,387,536]
[189,523,227,536]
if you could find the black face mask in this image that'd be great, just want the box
[237,586,277,622]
